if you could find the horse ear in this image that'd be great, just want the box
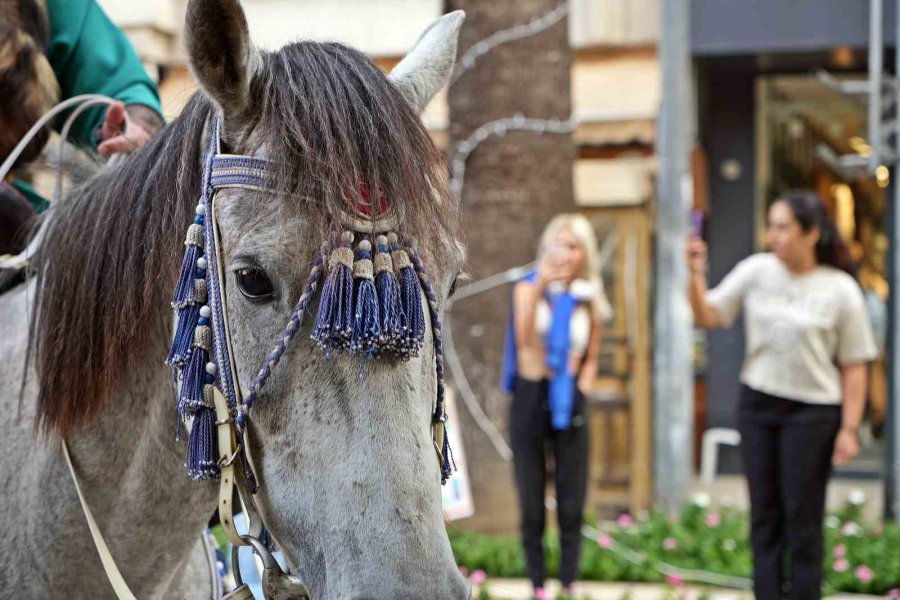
[185,0,259,136]
[389,10,465,113]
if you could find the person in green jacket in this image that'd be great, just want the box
[1,0,163,249]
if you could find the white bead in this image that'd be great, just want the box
[205,362,217,375]
[199,305,212,318]
[195,204,206,216]
[197,257,208,269]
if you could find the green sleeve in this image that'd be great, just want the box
[46,0,162,148]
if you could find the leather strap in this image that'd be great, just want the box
[209,192,265,549]
[63,441,138,600]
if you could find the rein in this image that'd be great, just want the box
[164,119,454,598]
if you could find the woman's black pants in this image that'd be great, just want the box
[510,378,589,589]
[737,385,841,600]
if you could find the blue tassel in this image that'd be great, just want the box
[167,281,209,366]
[350,240,382,359]
[312,232,355,354]
[388,234,425,358]
[172,224,205,309]
[374,235,404,353]
[186,404,219,481]
[166,303,200,366]
[177,326,211,416]
[399,264,425,355]
[441,427,454,484]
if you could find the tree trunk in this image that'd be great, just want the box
[445,0,575,534]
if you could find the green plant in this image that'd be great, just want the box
[450,499,900,596]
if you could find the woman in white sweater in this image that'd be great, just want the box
[687,190,877,600]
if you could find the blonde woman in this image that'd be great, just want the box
[502,213,610,600]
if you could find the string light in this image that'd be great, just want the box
[450,114,576,198]
[450,1,570,85]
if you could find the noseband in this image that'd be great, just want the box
[165,119,454,596]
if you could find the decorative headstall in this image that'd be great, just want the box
[165,120,454,506]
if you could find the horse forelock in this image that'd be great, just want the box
[29,40,459,437]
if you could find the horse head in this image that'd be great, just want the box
[183,1,467,596]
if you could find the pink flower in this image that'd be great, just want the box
[663,537,678,551]
[666,573,685,586]
[469,569,487,584]
[841,521,862,536]
[855,565,874,583]
[833,544,846,558]
[887,588,900,597]
[458,566,469,577]
[705,512,721,527]
[597,534,614,548]
[617,513,634,527]
[833,559,849,572]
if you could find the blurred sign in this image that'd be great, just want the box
[441,391,474,521]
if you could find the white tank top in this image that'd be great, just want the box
[534,299,592,355]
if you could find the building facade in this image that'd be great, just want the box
[691,0,893,500]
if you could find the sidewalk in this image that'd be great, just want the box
[692,475,884,524]
[476,579,884,600]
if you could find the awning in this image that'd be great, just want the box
[574,156,656,207]
[572,51,659,147]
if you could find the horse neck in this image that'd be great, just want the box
[64,309,218,596]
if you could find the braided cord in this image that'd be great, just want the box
[236,253,325,428]
[405,246,446,422]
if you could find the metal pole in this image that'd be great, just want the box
[870,0,884,173]
[654,0,694,512]
[890,0,900,521]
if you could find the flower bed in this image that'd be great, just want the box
[449,495,900,596]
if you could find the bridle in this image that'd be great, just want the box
[2,94,456,598]
[165,119,454,599]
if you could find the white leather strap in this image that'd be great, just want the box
[63,440,138,600]
[214,386,245,548]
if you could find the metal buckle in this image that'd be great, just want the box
[218,443,243,468]
[231,535,310,600]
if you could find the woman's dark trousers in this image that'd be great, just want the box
[510,377,590,589]
[737,385,841,600]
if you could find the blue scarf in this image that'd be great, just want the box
[502,271,578,430]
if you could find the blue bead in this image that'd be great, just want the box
[195,268,206,278]
[194,215,204,225]
[198,316,209,326]
[205,373,215,384]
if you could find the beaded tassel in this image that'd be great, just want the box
[374,234,404,353]
[166,280,208,367]
[389,233,425,358]
[177,326,213,416]
[350,239,382,359]
[186,404,219,481]
[172,218,206,309]
[312,231,355,354]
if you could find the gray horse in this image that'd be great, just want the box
[0,1,469,598]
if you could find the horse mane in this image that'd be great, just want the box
[30,41,457,436]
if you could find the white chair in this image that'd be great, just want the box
[700,428,742,484]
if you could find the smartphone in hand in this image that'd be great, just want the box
[691,210,704,239]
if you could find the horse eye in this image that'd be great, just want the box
[235,267,274,302]
[448,274,460,298]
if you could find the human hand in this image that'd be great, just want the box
[537,251,567,288]
[687,237,708,276]
[832,428,860,466]
[577,373,594,395]
[97,102,162,156]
